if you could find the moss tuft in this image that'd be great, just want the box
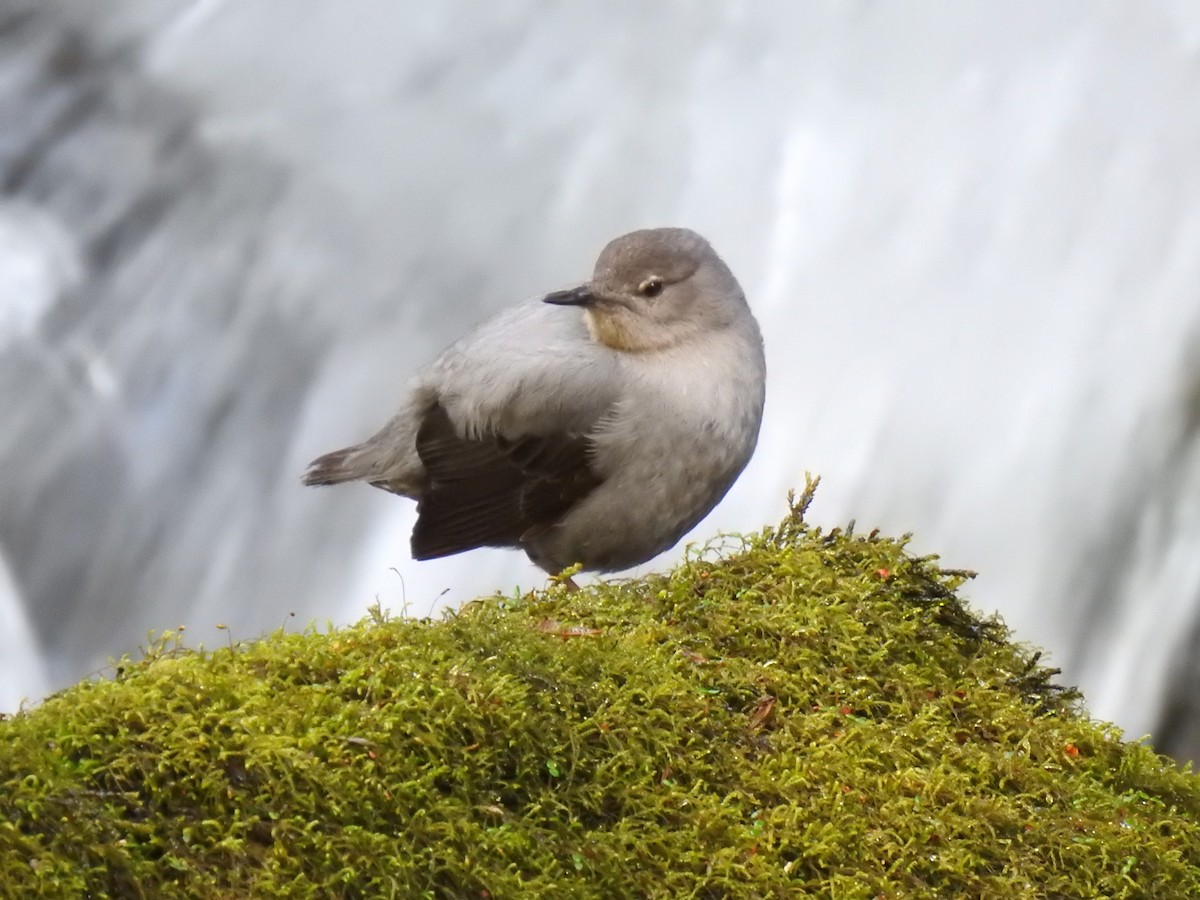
[2,482,1198,897]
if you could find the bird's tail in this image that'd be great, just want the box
[302,445,370,486]
[303,408,423,494]
[302,439,422,498]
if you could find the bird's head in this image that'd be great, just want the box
[544,228,745,352]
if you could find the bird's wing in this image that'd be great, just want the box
[427,298,618,436]
[409,402,604,560]
[311,299,616,499]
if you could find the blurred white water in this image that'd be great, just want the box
[0,545,47,711]
[2,1,1200,758]
[0,200,73,708]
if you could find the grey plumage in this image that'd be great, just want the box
[303,227,766,576]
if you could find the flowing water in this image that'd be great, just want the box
[2,0,1200,760]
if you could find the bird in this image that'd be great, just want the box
[303,227,766,586]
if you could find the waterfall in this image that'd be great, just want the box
[2,1,1199,761]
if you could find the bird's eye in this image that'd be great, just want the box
[638,276,664,298]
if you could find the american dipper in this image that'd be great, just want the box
[303,227,765,582]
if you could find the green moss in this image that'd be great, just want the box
[2,481,1198,898]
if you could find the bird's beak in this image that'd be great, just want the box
[543,284,595,307]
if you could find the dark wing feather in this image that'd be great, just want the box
[409,403,603,561]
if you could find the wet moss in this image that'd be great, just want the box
[2,480,1198,898]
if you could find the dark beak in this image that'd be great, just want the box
[543,284,595,307]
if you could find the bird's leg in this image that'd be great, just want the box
[549,563,584,592]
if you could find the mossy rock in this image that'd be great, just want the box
[2,483,1198,898]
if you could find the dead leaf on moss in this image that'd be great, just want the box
[748,695,777,731]
[536,619,602,638]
